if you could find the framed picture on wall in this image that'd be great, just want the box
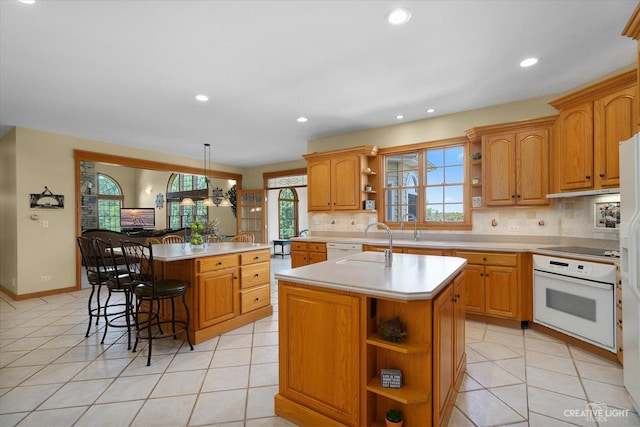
[595,201,620,228]
[30,187,64,209]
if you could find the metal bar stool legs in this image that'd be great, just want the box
[122,240,193,366]
[77,237,106,338]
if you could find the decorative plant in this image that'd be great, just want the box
[470,152,482,160]
[386,409,403,424]
[226,185,237,218]
[378,317,408,343]
[205,218,221,237]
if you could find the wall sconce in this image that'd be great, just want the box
[212,187,231,207]
[84,181,93,195]
[155,193,164,209]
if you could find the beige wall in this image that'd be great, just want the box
[0,127,243,296]
[0,129,18,294]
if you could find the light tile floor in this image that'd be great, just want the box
[1,257,639,426]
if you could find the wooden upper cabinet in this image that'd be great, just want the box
[331,155,360,210]
[517,129,550,204]
[594,85,636,188]
[484,134,515,205]
[471,117,554,207]
[304,146,378,212]
[550,70,637,192]
[307,158,332,211]
[623,3,640,129]
[555,103,594,191]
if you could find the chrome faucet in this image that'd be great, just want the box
[400,213,420,241]
[364,222,393,267]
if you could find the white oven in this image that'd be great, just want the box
[533,254,617,352]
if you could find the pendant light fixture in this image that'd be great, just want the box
[202,143,215,206]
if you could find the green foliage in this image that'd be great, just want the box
[378,317,408,343]
[227,185,237,218]
[386,409,403,423]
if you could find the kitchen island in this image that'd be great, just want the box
[151,242,272,344]
[274,251,467,427]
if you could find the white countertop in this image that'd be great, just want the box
[274,251,467,301]
[151,242,271,262]
[291,236,619,263]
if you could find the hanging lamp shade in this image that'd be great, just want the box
[202,198,215,206]
[179,197,195,206]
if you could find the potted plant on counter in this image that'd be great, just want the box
[386,409,403,427]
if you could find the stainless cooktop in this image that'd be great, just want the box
[542,246,620,258]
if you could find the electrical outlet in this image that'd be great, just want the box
[40,275,51,281]
[42,220,49,228]
[356,224,364,229]
[508,225,519,231]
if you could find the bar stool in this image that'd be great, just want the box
[120,240,193,366]
[94,238,135,349]
[77,236,108,337]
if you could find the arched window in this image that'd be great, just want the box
[278,188,298,239]
[166,173,208,229]
[97,173,124,230]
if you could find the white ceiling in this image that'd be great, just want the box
[1,1,637,167]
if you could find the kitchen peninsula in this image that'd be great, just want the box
[151,242,272,344]
[274,251,467,427]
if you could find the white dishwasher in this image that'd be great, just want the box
[326,242,363,260]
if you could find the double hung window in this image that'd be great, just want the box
[382,139,470,230]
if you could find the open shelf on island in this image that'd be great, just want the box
[366,334,430,354]
[366,377,430,404]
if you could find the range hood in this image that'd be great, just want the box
[546,188,620,198]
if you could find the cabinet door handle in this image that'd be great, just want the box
[217,261,223,266]
[254,256,259,260]
[599,173,605,178]
[511,195,515,199]
[254,273,260,277]
[586,175,591,179]
[517,195,521,198]
[255,297,260,301]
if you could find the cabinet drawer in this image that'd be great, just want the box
[292,242,307,251]
[241,262,270,289]
[241,249,271,265]
[455,251,517,266]
[198,254,238,273]
[309,242,326,253]
[241,284,270,314]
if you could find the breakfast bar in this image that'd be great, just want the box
[151,242,273,344]
[274,251,467,427]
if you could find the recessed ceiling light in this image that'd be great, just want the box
[520,57,538,68]
[396,114,404,120]
[297,116,308,123]
[426,108,435,113]
[194,94,209,102]
[386,8,411,25]
[17,0,36,4]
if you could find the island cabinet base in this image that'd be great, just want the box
[276,272,466,427]
[156,249,272,345]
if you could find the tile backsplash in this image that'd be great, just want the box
[308,194,620,244]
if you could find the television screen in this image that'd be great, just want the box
[120,208,155,229]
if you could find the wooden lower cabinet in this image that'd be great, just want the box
[198,266,239,328]
[454,251,531,322]
[291,241,327,268]
[276,272,465,427]
[158,249,272,344]
[278,284,361,426]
